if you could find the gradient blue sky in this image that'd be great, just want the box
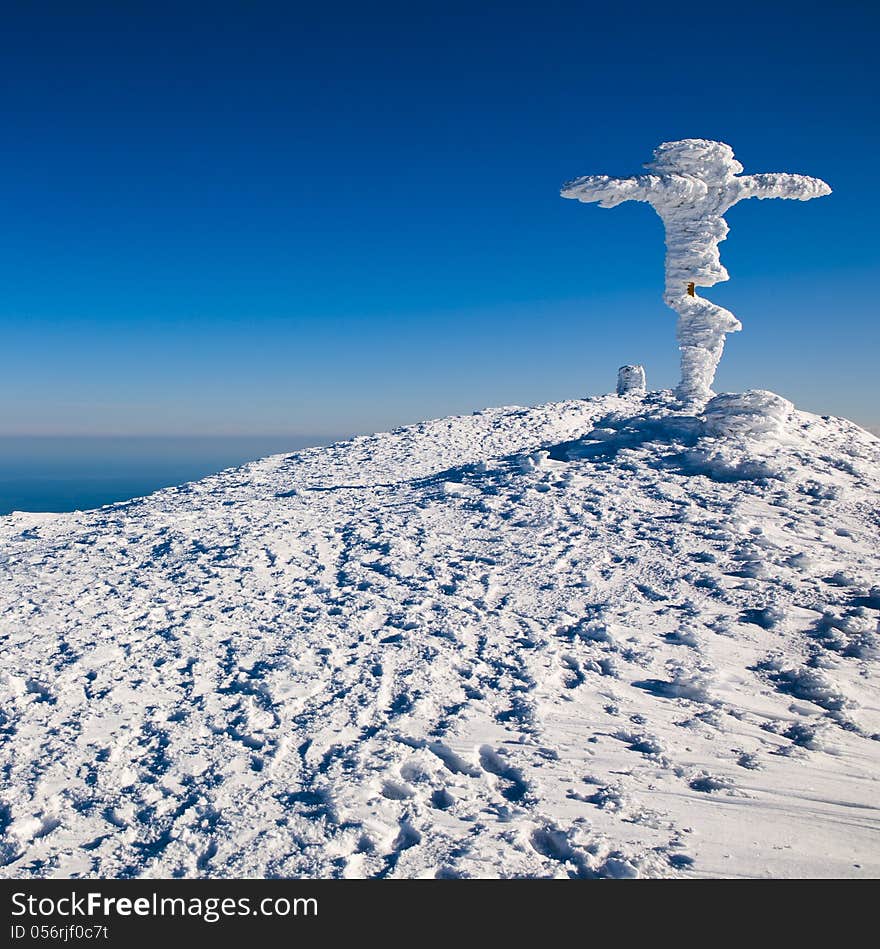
[2,1,877,436]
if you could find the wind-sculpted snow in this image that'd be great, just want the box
[562,140,831,403]
[1,391,879,879]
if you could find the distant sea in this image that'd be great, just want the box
[0,436,339,516]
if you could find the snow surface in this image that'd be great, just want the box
[1,389,879,879]
[562,140,831,403]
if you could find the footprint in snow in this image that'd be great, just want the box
[380,779,415,801]
[688,772,739,794]
[478,745,529,803]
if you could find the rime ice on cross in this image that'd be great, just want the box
[561,139,831,403]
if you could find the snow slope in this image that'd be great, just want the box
[1,389,879,879]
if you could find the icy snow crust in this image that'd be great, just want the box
[2,390,879,879]
[562,140,831,403]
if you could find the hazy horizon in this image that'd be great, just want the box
[0,433,342,515]
[0,382,876,439]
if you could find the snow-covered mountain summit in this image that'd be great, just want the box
[1,389,879,878]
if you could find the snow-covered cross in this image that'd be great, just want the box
[561,139,831,403]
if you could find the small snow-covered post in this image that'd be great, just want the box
[561,140,831,405]
[617,364,646,396]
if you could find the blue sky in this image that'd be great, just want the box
[2,1,877,435]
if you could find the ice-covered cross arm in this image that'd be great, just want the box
[735,172,832,201]
[560,174,656,208]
